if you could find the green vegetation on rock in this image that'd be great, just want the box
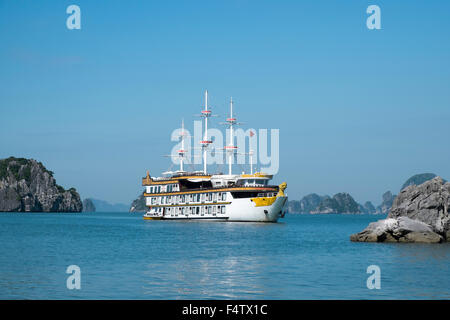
[401,173,441,190]
[0,156,82,212]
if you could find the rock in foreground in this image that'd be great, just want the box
[0,157,82,212]
[351,177,450,243]
[350,217,443,243]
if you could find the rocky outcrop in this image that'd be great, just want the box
[129,193,146,213]
[0,157,82,212]
[288,193,374,214]
[351,177,450,243]
[287,193,328,214]
[350,217,443,243]
[400,173,439,191]
[359,201,376,214]
[375,191,396,214]
[388,176,450,234]
[82,198,96,212]
[312,192,361,214]
[373,173,443,214]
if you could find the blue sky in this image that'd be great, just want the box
[1,0,449,205]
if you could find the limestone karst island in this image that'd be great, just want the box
[0,157,82,212]
[351,176,450,243]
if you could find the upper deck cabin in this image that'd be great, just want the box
[142,171,278,195]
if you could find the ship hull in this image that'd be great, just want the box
[143,196,288,223]
[227,196,287,222]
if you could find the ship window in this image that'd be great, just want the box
[221,206,225,214]
[196,207,200,215]
[221,193,226,201]
[207,206,211,214]
[208,193,212,201]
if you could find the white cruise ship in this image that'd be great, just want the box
[142,91,287,222]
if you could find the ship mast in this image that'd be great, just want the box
[200,90,212,174]
[249,149,254,175]
[224,97,238,175]
[178,119,187,172]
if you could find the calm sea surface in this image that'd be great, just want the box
[0,212,449,299]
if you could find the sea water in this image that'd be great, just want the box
[0,212,449,299]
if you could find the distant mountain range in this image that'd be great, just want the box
[83,198,129,212]
[92,173,448,215]
[287,173,444,214]
[5,155,443,216]
[287,193,374,214]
